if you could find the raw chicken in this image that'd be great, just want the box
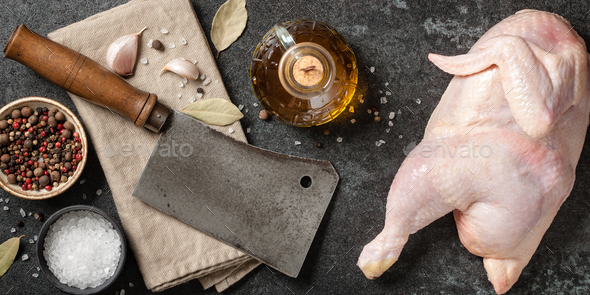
[358,10,590,294]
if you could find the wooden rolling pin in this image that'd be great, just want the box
[3,25,170,132]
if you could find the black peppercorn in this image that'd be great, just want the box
[197,88,204,94]
[152,39,163,50]
[16,220,24,227]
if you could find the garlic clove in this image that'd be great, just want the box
[106,27,147,76]
[160,58,200,80]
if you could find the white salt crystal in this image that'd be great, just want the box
[367,109,372,114]
[140,58,148,65]
[385,82,389,86]
[398,109,402,115]
[80,179,86,185]
[169,43,176,49]
[147,39,153,48]
[374,111,379,116]
[183,77,188,84]
[349,106,354,113]
[34,235,38,241]
[21,254,29,261]
[96,189,102,196]
[416,99,421,104]
[380,97,387,104]
[215,80,219,84]
[32,273,39,278]
[203,78,212,86]
[244,109,249,113]
[379,139,386,144]
[350,119,356,124]
[388,121,394,126]
[370,66,375,73]
[196,93,203,99]
[228,128,234,134]
[36,267,40,271]
[29,239,34,244]
[3,206,8,211]
[200,74,206,80]
[10,228,15,233]
[386,91,392,96]
[375,141,383,147]
[188,97,196,103]
[5,198,8,203]
[246,128,251,133]
[129,283,134,287]
[399,135,403,138]
[193,60,198,65]
[336,137,343,143]
[177,94,182,99]
[181,38,187,45]
[28,212,32,216]
[44,211,122,289]
[379,90,383,94]
[294,141,301,146]
[121,289,126,295]
[82,194,87,200]
[389,112,395,119]
[238,104,244,111]
[0,198,3,203]
[386,128,391,133]
[160,28,169,34]
[179,81,184,88]
[20,208,26,217]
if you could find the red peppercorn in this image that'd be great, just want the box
[20,172,25,177]
[42,115,48,121]
[39,146,46,153]
[28,127,34,133]
[61,137,66,143]
[12,123,19,129]
[55,142,61,148]
[28,160,33,165]
[44,171,48,175]
[75,153,82,161]
[42,154,48,158]
[44,185,52,191]
[22,119,27,124]
[35,177,39,181]
[25,178,31,184]
[72,165,77,171]
[62,167,67,173]
[3,169,9,175]
[75,138,81,143]
[23,152,29,157]
[57,124,63,130]
[73,132,79,138]
[14,118,22,124]
[40,131,46,137]
[27,184,32,190]
[21,184,27,190]
[43,141,48,146]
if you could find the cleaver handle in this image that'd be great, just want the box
[3,25,169,133]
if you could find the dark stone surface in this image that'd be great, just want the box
[1,1,590,294]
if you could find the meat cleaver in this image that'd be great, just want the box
[4,25,339,277]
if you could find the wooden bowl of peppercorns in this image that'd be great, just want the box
[0,97,88,200]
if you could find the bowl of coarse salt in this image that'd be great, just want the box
[36,205,127,294]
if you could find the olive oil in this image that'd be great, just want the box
[250,20,358,127]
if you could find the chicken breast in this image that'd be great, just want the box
[357,9,590,294]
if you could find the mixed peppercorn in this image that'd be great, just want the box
[0,106,83,191]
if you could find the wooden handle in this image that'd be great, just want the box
[3,25,169,132]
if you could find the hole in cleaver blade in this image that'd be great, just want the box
[132,110,339,278]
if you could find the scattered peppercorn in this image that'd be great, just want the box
[197,88,204,94]
[16,220,24,227]
[152,40,163,50]
[315,142,323,148]
[258,110,269,120]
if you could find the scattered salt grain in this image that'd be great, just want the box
[253,103,259,107]
[349,106,354,113]
[32,273,39,278]
[386,91,391,96]
[177,94,182,99]
[215,80,220,84]
[375,141,383,147]
[160,28,169,34]
[181,38,187,45]
[179,81,184,88]
[367,109,372,114]
[140,58,148,65]
[0,198,3,203]
[203,78,212,86]
[82,194,87,200]
[129,283,134,287]
[193,60,198,65]
[379,90,382,94]
[169,43,176,49]
[10,228,15,233]
[380,97,387,104]
[37,267,40,271]
[238,104,244,111]
[385,82,389,86]
[44,211,122,290]
[189,97,196,103]
[21,254,29,261]
[121,289,126,295]
[5,198,8,203]
[336,137,343,143]
[369,66,375,73]
[386,128,391,133]
[374,111,379,116]
[80,179,86,185]
[228,128,234,134]
[34,235,38,241]
[200,74,206,80]
[29,212,32,216]
[196,93,203,99]
[147,39,153,48]
[3,206,8,211]
[397,109,402,115]
[294,141,301,146]
[244,109,249,113]
[183,77,188,84]
[246,128,251,133]
[20,208,26,217]
[96,189,102,196]
[399,135,403,139]
[388,121,394,126]
[389,112,395,119]
[416,99,421,104]
[29,239,34,244]
[351,119,356,124]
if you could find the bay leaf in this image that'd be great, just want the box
[211,0,248,58]
[182,98,244,126]
[0,235,24,277]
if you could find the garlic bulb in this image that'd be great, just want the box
[106,27,147,76]
[160,58,200,80]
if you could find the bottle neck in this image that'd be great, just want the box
[278,42,335,99]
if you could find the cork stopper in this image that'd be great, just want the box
[292,56,324,86]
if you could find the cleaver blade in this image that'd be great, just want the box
[132,109,339,278]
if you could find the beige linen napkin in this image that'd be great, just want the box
[48,0,260,292]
